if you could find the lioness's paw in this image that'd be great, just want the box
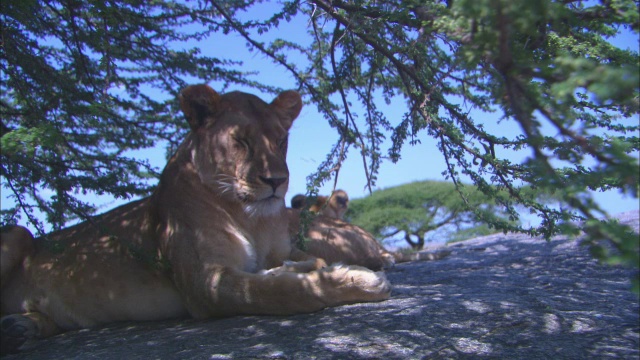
[320,265,392,303]
[0,315,37,355]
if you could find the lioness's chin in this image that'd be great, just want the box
[243,197,285,217]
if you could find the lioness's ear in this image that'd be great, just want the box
[271,90,302,129]
[179,84,221,130]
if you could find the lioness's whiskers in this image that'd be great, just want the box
[214,174,236,194]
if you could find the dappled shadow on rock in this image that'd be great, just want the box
[5,212,639,359]
[382,235,639,358]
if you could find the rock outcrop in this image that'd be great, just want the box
[5,211,639,359]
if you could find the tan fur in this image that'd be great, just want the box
[291,190,349,220]
[0,85,390,354]
[288,189,450,271]
[289,210,396,271]
[0,226,35,289]
[290,194,307,210]
[292,214,452,271]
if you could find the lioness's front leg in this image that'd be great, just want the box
[259,259,327,275]
[260,248,327,275]
[198,264,391,317]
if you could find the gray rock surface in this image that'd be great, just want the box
[5,211,639,359]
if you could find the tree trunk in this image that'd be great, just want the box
[404,232,425,250]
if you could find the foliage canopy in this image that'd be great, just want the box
[1,1,638,288]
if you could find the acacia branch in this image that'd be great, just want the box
[327,23,374,193]
[208,0,353,140]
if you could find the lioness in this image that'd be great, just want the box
[0,85,391,354]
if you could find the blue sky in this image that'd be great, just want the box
[2,2,638,234]
[207,5,640,226]
[127,6,640,228]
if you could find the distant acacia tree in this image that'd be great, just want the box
[346,180,533,249]
[1,1,638,289]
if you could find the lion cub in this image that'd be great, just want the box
[290,190,451,270]
[0,85,391,355]
[289,190,396,270]
[291,189,350,219]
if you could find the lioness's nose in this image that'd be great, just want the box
[259,176,287,192]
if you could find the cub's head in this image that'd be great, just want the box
[322,190,349,219]
[179,84,302,216]
[291,189,350,220]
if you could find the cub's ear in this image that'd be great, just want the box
[179,84,221,130]
[290,194,307,209]
[270,90,302,129]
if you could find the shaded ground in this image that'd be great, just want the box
[5,211,639,359]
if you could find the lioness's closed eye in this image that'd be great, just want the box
[0,85,391,355]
